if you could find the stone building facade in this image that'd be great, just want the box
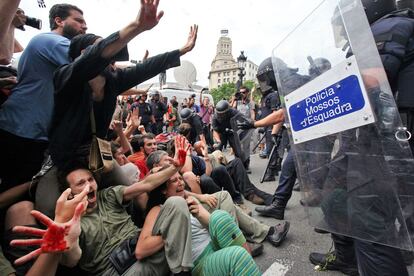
[208,30,258,89]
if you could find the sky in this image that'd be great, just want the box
[15,0,322,87]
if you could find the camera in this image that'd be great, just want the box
[17,16,42,31]
[234,92,242,100]
[190,93,196,98]
[26,16,42,29]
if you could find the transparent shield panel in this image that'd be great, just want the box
[230,115,254,163]
[272,0,414,250]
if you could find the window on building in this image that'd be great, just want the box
[233,70,236,75]
[218,79,221,83]
[218,73,221,77]
[233,77,236,82]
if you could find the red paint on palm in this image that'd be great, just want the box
[41,224,67,252]
[178,149,186,166]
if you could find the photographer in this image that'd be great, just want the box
[230,86,255,121]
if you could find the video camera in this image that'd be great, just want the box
[16,16,42,31]
[234,91,242,101]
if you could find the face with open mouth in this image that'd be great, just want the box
[66,168,98,212]
[164,172,186,198]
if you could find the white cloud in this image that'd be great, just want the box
[15,0,321,86]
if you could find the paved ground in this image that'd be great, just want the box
[243,152,414,275]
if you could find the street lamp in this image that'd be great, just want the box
[237,51,247,89]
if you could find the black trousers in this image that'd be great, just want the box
[332,234,408,276]
[0,129,48,191]
[226,157,272,204]
[199,165,243,203]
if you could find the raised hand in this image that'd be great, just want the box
[10,201,86,265]
[136,0,164,32]
[173,135,191,168]
[179,24,198,55]
[110,120,123,134]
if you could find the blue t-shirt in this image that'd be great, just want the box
[0,32,70,141]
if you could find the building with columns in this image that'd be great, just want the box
[208,30,258,89]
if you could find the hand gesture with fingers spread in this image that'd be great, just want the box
[10,196,87,265]
[180,24,198,55]
[136,0,164,32]
[173,135,191,168]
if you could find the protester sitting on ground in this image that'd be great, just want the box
[147,150,291,248]
[138,168,290,275]
[141,172,259,275]
[8,157,184,275]
[128,133,158,179]
[193,141,273,205]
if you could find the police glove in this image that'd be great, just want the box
[237,118,255,130]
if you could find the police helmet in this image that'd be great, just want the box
[215,100,231,121]
[180,108,194,121]
[308,57,332,78]
[256,57,284,94]
[361,0,396,24]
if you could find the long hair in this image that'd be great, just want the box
[145,165,170,214]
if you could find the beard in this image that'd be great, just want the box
[62,24,82,39]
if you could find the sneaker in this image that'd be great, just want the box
[266,221,290,247]
[236,203,252,216]
[309,251,359,275]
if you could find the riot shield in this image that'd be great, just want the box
[272,0,414,250]
[230,114,254,164]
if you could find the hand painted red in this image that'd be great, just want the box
[10,202,85,265]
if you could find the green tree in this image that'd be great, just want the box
[210,83,236,104]
[210,80,261,105]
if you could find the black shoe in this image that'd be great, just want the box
[293,182,300,191]
[309,252,359,276]
[262,174,275,182]
[266,221,290,247]
[247,242,264,257]
[255,200,285,219]
[246,168,252,174]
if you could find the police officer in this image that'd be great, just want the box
[150,90,167,135]
[211,100,247,163]
[256,58,284,182]
[132,94,154,133]
[179,107,205,145]
[309,1,410,275]
[238,57,310,219]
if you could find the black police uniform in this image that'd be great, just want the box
[185,114,204,145]
[151,100,167,135]
[260,91,280,158]
[134,101,153,133]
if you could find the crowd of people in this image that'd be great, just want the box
[1,0,414,276]
[0,1,288,276]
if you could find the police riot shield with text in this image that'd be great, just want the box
[230,115,254,164]
[272,0,414,250]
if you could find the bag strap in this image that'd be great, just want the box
[200,106,210,120]
[90,106,97,136]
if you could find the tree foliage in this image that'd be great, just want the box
[210,80,261,105]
